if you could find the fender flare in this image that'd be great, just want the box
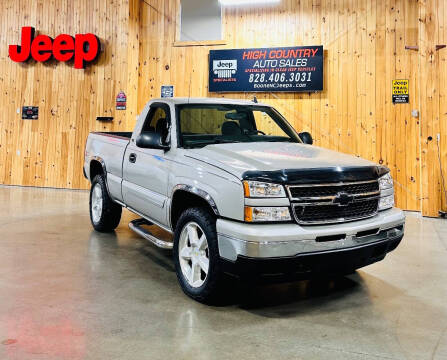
[89,156,112,198]
[171,184,220,216]
[89,156,107,181]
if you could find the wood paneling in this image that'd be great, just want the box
[0,0,139,189]
[1,0,446,216]
[419,0,447,216]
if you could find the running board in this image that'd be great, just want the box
[128,219,173,250]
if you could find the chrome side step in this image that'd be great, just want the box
[129,219,173,250]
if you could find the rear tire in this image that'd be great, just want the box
[173,207,223,304]
[89,175,122,232]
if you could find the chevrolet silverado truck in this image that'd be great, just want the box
[84,97,405,303]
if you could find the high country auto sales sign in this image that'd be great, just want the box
[209,46,323,92]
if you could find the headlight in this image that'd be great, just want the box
[243,181,286,198]
[378,195,395,210]
[379,172,393,190]
[378,172,394,211]
[244,206,291,222]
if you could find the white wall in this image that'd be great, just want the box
[180,0,222,41]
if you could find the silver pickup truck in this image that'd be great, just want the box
[84,97,405,303]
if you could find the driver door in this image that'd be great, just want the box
[122,103,172,226]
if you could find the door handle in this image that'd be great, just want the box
[129,153,137,163]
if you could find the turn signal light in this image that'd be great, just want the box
[244,206,291,222]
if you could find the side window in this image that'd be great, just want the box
[180,108,228,135]
[142,107,167,132]
[141,105,170,143]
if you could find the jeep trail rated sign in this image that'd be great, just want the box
[392,79,409,104]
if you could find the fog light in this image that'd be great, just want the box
[378,195,394,210]
[387,228,400,237]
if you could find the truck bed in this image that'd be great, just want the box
[85,131,132,203]
[92,131,132,140]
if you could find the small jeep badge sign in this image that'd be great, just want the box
[161,85,174,98]
[116,91,127,110]
[22,106,38,120]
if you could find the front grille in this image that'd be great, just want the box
[288,181,379,200]
[293,199,378,224]
[287,180,380,225]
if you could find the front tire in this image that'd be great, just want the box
[89,175,122,232]
[173,207,223,304]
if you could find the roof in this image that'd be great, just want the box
[150,97,271,107]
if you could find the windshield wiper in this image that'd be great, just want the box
[184,139,242,148]
[263,139,293,142]
[213,139,241,144]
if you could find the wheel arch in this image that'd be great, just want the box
[88,157,114,200]
[89,157,107,182]
[170,185,220,230]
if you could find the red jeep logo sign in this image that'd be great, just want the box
[9,27,100,69]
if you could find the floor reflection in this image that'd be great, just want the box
[2,184,443,360]
[88,227,366,312]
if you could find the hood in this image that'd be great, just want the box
[187,142,378,180]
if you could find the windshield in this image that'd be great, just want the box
[177,104,302,148]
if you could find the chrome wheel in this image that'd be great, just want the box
[91,183,103,224]
[178,222,209,288]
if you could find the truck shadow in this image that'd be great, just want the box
[88,228,374,313]
[215,274,364,312]
[138,245,175,273]
[132,238,365,311]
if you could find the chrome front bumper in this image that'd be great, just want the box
[217,208,405,261]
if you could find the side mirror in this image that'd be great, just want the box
[299,131,313,145]
[136,132,170,150]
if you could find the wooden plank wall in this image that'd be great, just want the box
[138,0,425,212]
[419,0,447,216]
[1,0,447,216]
[0,0,139,190]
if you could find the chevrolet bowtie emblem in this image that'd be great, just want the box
[332,192,354,206]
